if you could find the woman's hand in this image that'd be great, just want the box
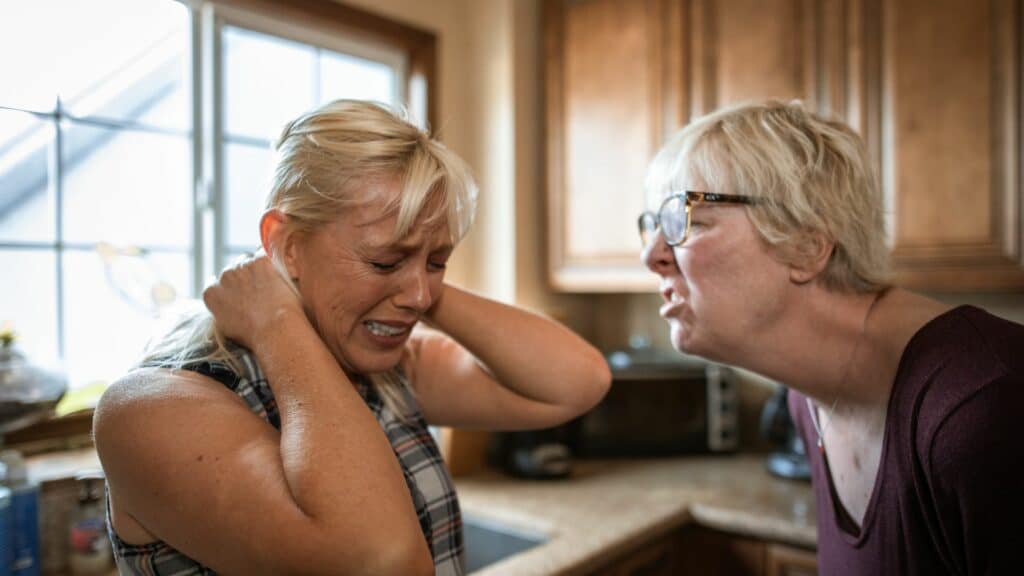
[202,254,304,350]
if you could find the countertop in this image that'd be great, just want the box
[26,451,816,576]
[456,454,816,576]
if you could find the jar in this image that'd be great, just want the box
[67,472,111,575]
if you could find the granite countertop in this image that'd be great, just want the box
[456,454,816,576]
[27,451,815,576]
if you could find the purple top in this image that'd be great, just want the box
[789,305,1024,575]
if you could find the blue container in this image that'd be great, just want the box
[0,452,37,576]
[7,486,37,576]
[0,483,13,576]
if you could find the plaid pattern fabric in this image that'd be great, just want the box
[108,347,464,575]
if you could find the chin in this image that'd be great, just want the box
[669,322,706,358]
[671,328,733,366]
[343,349,405,376]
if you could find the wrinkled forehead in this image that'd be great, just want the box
[355,176,453,242]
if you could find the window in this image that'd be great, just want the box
[218,15,405,259]
[0,0,435,399]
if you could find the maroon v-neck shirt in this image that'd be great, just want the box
[789,305,1024,575]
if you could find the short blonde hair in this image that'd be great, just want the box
[646,100,890,292]
[143,100,478,417]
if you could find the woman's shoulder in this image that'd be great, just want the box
[97,366,247,423]
[898,301,1023,372]
[889,301,1023,462]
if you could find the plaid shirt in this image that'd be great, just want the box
[108,347,464,575]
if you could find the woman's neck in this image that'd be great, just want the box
[730,285,898,409]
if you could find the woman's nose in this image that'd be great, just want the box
[642,232,678,277]
[395,267,432,312]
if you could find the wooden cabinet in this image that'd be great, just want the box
[603,533,676,575]
[544,0,1024,292]
[589,526,817,576]
[765,542,819,576]
[544,0,667,291]
[875,0,1024,290]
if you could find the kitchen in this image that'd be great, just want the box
[1,0,1022,575]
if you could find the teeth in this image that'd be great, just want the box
[365,321,407,337]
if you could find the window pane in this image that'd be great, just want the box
[0,4,57,112]
[0,250,58,366]
[60,0,191,131]
[223,27,317,141]
[0,110,55,243]
[62,122,191,248]
[63,248,191,389]
[319,50,397,105]
[225,142,273,250]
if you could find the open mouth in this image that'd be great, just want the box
[364,320,412,338]
[659,283,686,318]
[660,283,684,305]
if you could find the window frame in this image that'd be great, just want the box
[2,0,438,450]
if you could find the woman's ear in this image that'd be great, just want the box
[259,209,300,278]
[789,232,834,284]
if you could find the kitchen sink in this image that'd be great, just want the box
[463,514,548,573]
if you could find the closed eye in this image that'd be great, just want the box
[370,260,401,272]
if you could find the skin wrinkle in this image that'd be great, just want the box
[284,184,450,379]
[656,178,791,363]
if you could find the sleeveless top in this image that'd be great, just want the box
[107,346,465,575]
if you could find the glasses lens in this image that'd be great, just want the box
[638,212,657,246]
[659,195,688,245]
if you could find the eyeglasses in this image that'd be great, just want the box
[638,191,759,247]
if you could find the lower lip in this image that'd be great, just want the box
[363,323,412,347]
[660,300,685,318]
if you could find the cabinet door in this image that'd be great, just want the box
[674,527,766,576]
[867,0,1024,289]
[545,0,821,292]
[683,0,817,114]
[607,534,676,575]
[545,0,668,291]
[545,0,1024,292]
[765,543,818,576]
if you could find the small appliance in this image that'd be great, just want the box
[568,347,739,457]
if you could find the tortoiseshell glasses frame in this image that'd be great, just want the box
[638,191,759,247]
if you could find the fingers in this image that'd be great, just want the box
[203,254,303,348]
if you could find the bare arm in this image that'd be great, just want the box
[406,284,611,429]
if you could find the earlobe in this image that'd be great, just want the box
[788,233,834,284]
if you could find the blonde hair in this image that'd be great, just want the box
[646,100,890,292]
[141,100,478,416]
